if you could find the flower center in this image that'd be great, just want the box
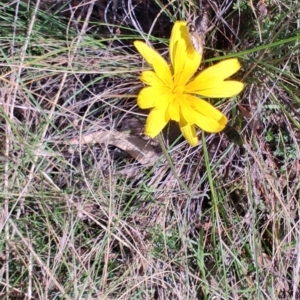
[173,85,184,95]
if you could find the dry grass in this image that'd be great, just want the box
[0,0,300,299]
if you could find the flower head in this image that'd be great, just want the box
[134,21,244,146]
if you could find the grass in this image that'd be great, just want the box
[1,0,300,299]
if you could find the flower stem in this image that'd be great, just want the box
[157,134,191,197]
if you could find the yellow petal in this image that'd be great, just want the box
[134,41,173,86]
[179,95,197,124]
[187,95,227,121]
[169,21,185,67]
[145,108,170,138]
[140,70,164,87]
[169,21,201,86]
[137,86,172,109]
[185,58,244,97]
[172,38,186,85]
[167,96,180,122]
[185,95,227,132]
[199,58,242,80]
[189,81,244,98]
[179,122,198,146]
[194,113,227,133]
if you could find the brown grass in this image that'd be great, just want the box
[0,0,300,299]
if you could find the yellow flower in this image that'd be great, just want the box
[134,21,244,146]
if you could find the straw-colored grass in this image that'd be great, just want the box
[1,0,300,299]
